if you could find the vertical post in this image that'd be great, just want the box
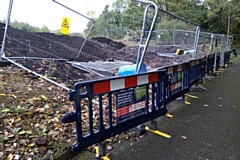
[220,34,224,53]
[98,142,106,157]
[0,0,14,61]
[210,34,214,54]
[227,0,232,50]
[172,29,175,45]
[227,5,230,36]
[76,23,94,58]
[193,26,200,59]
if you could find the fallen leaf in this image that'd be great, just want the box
[48,130,53,136]
[55,123,62,129]
[39,124,45,130]
[203,104,208,107]
[1,108,10,113]
[106,144,113,150]
[232,105,236,108]
[36,136,47,146]
[18,131,26,135]
[20,100,26,104]
[181,135,187,140]
[40,95,47,100]
[13,143,17,148]
[20,146,25,151]
[48,85,55,91]
[14,155,20,160]
[0,152,3,158]
[15,117,21,122]
[7,154,13,160]
[34,97,42,101]
[8,94,17,99]
[28,143,35,147]
[12,128,20,134]
[38,146,47,154]
[0,94,6,96]
[7,134,15,138]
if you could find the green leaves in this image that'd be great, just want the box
[1,108,10,113]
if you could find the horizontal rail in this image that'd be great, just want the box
[3,57,71,91]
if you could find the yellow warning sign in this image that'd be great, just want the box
[87,10,95,17]
[60,17,70,35]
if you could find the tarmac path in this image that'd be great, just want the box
[72,56,240,160]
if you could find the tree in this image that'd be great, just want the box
[84,0,146,39]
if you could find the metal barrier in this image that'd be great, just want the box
[160,63,189,103]
[62,51,229,153]
[223,51,231,68]
[215,52,221,71]
[189,58,202,86]
[206,53,215,74]
[200,56,207,79]
[232,48,237,57]
[62,70,168,152]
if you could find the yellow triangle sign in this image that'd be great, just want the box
[62,18,69,28]
[60,17,70,35]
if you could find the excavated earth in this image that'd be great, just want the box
[0,23,207,86]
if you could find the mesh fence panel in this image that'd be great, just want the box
[1,0,232,88]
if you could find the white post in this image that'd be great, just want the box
[0,0,14,61]
[227,0,232,50]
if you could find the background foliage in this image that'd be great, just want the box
[1,0,240,45]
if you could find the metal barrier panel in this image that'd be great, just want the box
[232,48,237,57]
[189,58,202,86]
[161,63,189,103]
[62,70,168,152]
[201,56,207,78]
[227,51,231,63]
[223,51,231,68]
[215,52,221,71]
[206,53,215,73]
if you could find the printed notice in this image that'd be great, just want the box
[116,87,146,123]
[170,72,182,94]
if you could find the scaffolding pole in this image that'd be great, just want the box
[0,0,13,61]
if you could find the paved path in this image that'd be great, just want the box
[73,56,240,160]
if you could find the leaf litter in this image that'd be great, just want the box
[0,66,76,159]
[0,66,143,159]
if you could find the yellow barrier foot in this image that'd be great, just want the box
[218,68,225,71]
[165,113,173,118]
[186,94,199,99]
[214,70,223,73]
[94,146,111,160]
[145,126,171,138]
[94,146,100,158]
[102,156,110,160]
[184,100,191,105]
[207,76,215,79]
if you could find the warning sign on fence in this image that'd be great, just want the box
[116,87,146,123]
[60,17,70,35]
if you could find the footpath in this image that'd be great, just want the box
[73,56,240,160]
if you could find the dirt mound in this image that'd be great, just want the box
[0,22,206,84]
[92,36,126,49]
